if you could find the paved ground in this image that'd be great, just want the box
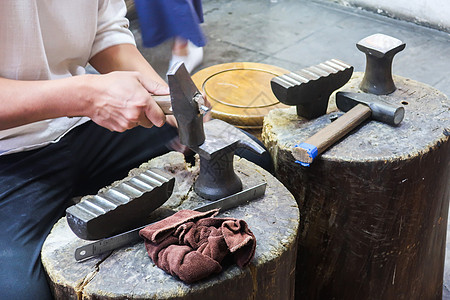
[130,0,450,97]
[128,0,450,297]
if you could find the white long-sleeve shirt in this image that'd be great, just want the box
[0,0,136,155]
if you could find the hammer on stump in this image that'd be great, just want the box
[293,91,405,166]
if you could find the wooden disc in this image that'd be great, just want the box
[192,62,290,129]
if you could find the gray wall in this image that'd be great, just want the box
[328,0,450,32]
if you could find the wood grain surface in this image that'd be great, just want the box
[192,62,290,130]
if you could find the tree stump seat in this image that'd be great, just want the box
[262,73,450,299]
[42,152,300,300]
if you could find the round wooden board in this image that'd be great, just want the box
[192,62,290,129]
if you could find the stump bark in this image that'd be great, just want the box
[42,152,299,300]
[262,73,450,300]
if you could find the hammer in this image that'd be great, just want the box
[167,62,210,148]
[65,63,207,240]
[150,95,173,115]
[292,91,405,166]
[168,62,266,200]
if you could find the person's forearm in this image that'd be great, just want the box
[89,44,167,87]
[0,44,170,132]
[0,76,91,130]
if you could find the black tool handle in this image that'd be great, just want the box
[293,104,371,165]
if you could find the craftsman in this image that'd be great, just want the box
[0,1,271,299]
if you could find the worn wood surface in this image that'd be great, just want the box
[262,72,450,300]
[42,152,299,300]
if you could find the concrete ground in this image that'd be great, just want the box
[128,0,450,297]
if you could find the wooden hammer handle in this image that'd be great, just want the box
[293,104,371,165]
[152,95,173,115]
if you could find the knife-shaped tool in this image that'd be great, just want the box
[74,182,266,261]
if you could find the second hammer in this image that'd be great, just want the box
[293,91,405,166]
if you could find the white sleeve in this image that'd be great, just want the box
[89,0,136,59]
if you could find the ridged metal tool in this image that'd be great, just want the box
[66,168,175,240]
[74,182,267,261]
[271,59,353,119]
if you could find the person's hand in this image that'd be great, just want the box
[86,71,169,132]
[165,115,178,128]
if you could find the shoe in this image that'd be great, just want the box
[168,41,204,74]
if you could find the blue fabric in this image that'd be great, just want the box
[135,0,206,48]
[0,120,272,298]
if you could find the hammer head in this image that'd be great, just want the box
[336,91,405,125]
[167,62,207,148]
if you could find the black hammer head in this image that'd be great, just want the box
[167,62,207,148]
[336,91,405,126]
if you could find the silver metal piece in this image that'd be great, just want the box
[74,182,267,261]
[200,105,210,115]
[66,168,175,240]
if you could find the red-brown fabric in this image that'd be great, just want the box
[139,209,256,283]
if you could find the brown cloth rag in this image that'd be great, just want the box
[139,209,256,283]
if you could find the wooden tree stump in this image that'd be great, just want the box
[262,73,450,300]
[41,152,299,300]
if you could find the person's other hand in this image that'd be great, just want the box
[86,71,169,132]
